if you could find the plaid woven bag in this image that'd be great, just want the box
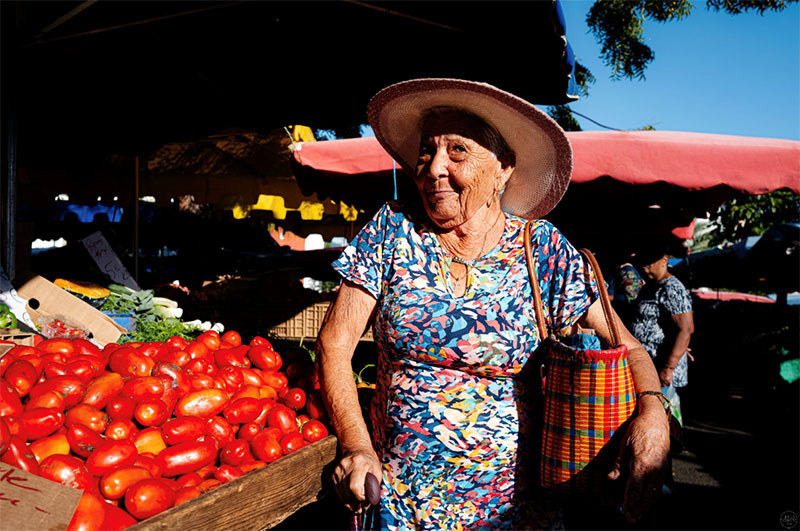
[523,220,637,498]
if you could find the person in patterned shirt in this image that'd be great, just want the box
[317,79,671,529]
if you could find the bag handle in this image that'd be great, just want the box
[523,220,621,346]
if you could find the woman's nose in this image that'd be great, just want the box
[426,148,450,179]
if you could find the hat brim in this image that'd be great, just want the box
[367,78,572,219]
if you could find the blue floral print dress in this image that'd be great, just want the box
[332,202,598,529]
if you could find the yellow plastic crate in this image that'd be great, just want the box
[269,302,373,342]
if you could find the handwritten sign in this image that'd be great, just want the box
[81,232,140,291]
[0,464,82,531]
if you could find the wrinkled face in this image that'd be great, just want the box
[641,255,669,281]
[414,110,514,229]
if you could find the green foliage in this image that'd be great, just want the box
[548,104,583,131]
[120,317,199,343]
[573,61,596,98]
[709,189,799,245]
[706,0,797,14]
[586,0,692,80]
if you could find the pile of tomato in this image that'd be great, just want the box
[0,330,330,530]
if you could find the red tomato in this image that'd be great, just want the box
[122,376,165,403]
[25,389,65,411]
[108,347,154,378]
[0,417,9,454]
[236,422,262,441]
[240,460,267,473]
[39,454,94,490]
[175,389,229,418]
[105,418,139,441]
[156,439,217,477]
[66,491,105,531]
[205,415,235,446]
[260,371,288,394]
[239,368,263,387]
[133,454,163,478]
[197,477,222,493]
[305,389,327,420]
[198,331,221,351]
[132,427,167,456]
[67,357,103,382]
[165,335,190,352]
[249,336,272,348]
[216,365,244,392]
[101,465,153,499]
[221,330,241,347]
[134,398,171,427]
[4,359,39,397]
[43,361,70,379]
[175,471,202,488]
[65,404,109,433]
[101,501,138,531]
[185,358,215,376]
[137,341,168,359]
[282,387,306,410]
[188,373,216,391]
[124,478,176,520]
[230,383,261,402]
[266,404,298,435]
[29,375,87,408]
[106,395,136,420]
[0,378,23,416]
[71,338,102,357]
[67,423,105,457]
[263,426,285,440]
[161,416,207,445]
[247,345,282,371]
[37,338,76,358]
[29,432,70,463]
[219,439,251,466]
[302,419,329,443]
[214,347,250,368]
[183,341,209,360]
[82,372,124,409]
[279,432,306,455]
[86,439,139,476]
[223,397,261,425]
[214,464,244,483]
[0,434,39,473]
[253,398,278,426]
[157,349,191,368]
[250,429,282,463]
[174,486,202,506]
[2,415,24,438]
[20,407,65,440]
[152,362,192,396]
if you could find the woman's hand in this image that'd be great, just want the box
[332,445,382,513]
[659,366,674,387]
[608,408,670,523]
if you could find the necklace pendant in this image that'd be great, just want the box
[452,256,471,266]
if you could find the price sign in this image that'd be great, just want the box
[81,231,140,291]
[0,464,82,531]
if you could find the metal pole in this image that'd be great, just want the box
[134,156,139,284]
[1,2,17,280]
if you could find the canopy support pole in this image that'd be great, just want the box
[134,156,140,284]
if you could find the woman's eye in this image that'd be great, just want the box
[452,144,466,153]
[417,145,433,162]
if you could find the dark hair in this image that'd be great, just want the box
[633,242,670,266]
[420,106,511,158]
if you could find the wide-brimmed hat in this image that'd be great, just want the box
[367,78,573,220]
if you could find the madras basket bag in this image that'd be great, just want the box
[523,220,637,497]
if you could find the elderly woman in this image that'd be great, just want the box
[317,79,670,529]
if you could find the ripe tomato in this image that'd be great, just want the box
[29,375,86,408]
[237,422,262,441]
[230,383,260,402]
[282,387,306,410]
[134,398,170,427]
[247,345,281,371]
[20,407,65,440]
[205,415,235,446]
[105,418,138,441]
[157,349,191,368]
[185,358,215,376]
[132,427,167,455]
[175,471,201,488]
[82,372,124,409]
[188,373,216,391]
[137,341,168,359]
[223,397,261,425]
[65,404,109,433]
[221,330,241,347]
[86,439,139,476]
[250,430,282,463]
[239,368,263,387]
[165,335,190,352]
[0,418,9,454]
[108,347,154,378]
[183,341,209,361]
[101,501,138,531]
[161,416,207,445]
[122,376,165,403]
[29,433,70,463]
[39,454,94,490]
[198,331,221,351]
[214,464,244,483]
[25,389,65,411]
[67,423,105,457]
[133,454,163,478]
[302,419,329,443]
[214,347,250,368]
[216,365,244,392]
[219,439,252,466]
[260,371,288,395]
[253,398,278,426]
[4,359,39,397]
[156,439,217,477]
[0,378,23,417]
[37,338,76,358]
[266,404,298,435]
[175,389,229,418]
[0,434,39,473]
[67,357,102,383]
[101,465,153,500]
[174,486,202,506]
[305,389,327,420]
[66,491,105,531]
[152,362,192,396]
[71,338,102,357]
[249,336,272,348]
[106,395,136,420]
[279,432,306,455]
[124,478,176,520]
[43,361,70,379]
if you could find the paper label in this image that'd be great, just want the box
[81,231,140,291]
[0,464,82,531]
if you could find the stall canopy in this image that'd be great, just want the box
[290,131,800,264]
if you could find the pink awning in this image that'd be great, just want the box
[292,131,800,194]
[691,289,776,304]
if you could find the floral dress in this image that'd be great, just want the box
[332,202,598,530]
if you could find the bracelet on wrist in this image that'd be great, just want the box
[636,391,672,417]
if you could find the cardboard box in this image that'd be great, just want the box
[0,463,82,531]
[15,273,125,347]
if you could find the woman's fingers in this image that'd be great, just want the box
[331,448,381,513]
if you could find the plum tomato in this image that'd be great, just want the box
[101,465,153,500]
[39,454,94,490]
[157,439,217,477]
[0,434,39,473]
[67,422,106,457]
[302,419,329,443]
[108,347,154,378]
[82,372,124,409]
[219,439,251,466]
[279,432,306,455]
[105,395,137,420]
[247,345,281,371]
[66,491,105,531]
[20,407,65,440]
[175,389,228,418]
[65,404,109,433]
[86,439,138,476]
[223,397,261,425]
[124,478,176,521]
[249,430,282,463]
[282,387,306,410]
[221,330,241,347]
[265,404,297,435]
[161,416,207,445]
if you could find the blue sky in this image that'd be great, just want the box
[558,0,800,140]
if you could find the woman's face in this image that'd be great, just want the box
[414,111,513,229]
[641,255,669,281]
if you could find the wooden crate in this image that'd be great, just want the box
[268,302,373,342]
[129,435,338,531]
[0,328,37,346]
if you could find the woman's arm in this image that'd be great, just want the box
[578,300,670,523]
[317,280,382,513]
[659,311,694,386]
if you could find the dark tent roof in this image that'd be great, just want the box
[3,1,578,164]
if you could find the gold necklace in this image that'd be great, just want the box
[436,211,504,293]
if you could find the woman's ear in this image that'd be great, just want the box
[497,151,516,188]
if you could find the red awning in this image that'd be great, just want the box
[292,131,800,194]
[691,289,776,304]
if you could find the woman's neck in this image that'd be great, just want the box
[435,204,505,261]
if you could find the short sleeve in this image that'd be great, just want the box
[331,202,400,299]
[663,277,692,316]
[532,222,600,336]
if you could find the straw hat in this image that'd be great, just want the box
[367,78,572,219]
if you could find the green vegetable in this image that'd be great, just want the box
[0,311,17,329]
[0,303,10,315]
